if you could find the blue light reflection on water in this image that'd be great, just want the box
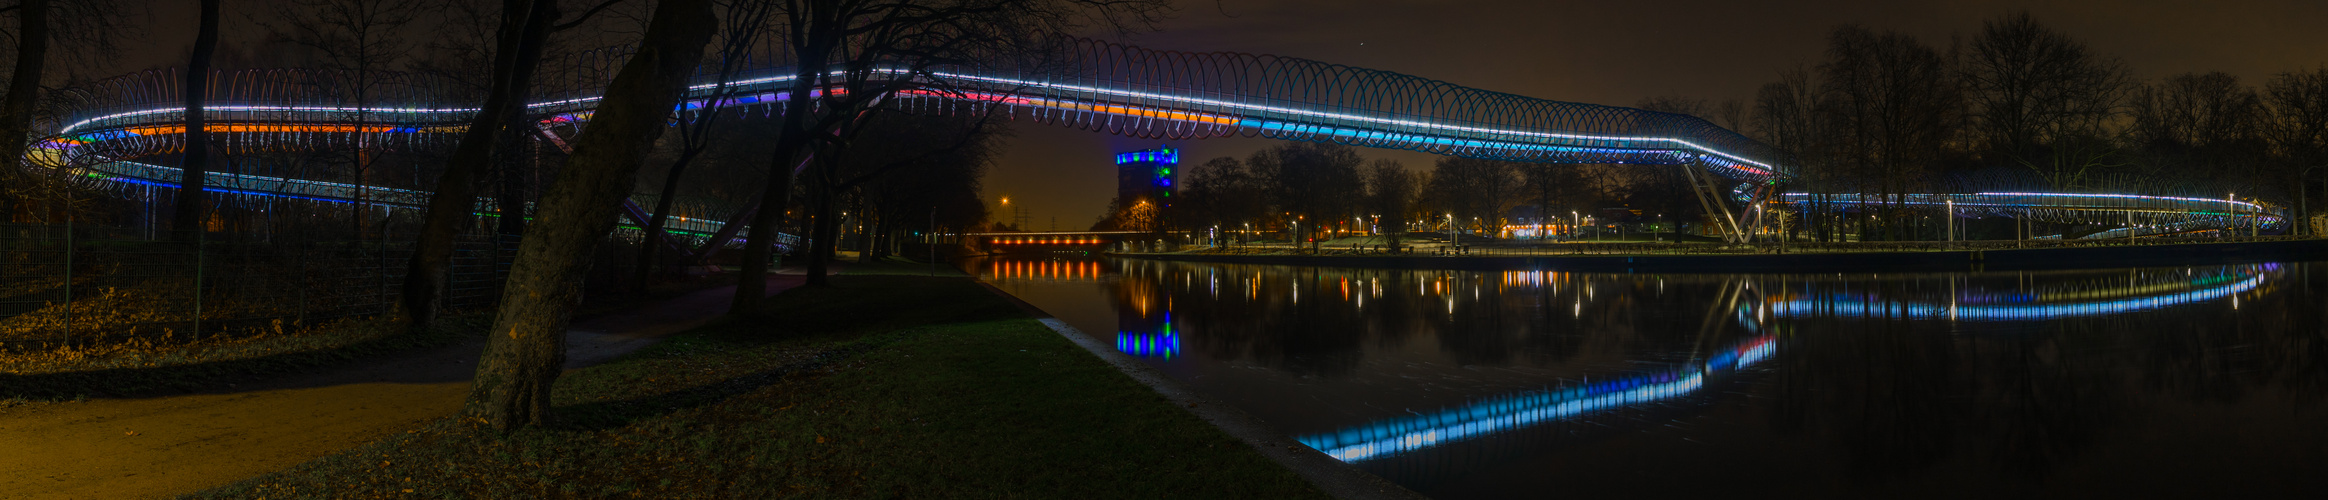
[1292,265,2270,463]
[1297,335,1777,462]
[1117,318,1182,360]
[976,257,2322,496]
[1770,272,2265,322]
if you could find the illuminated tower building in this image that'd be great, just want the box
[1115,145,1179,210]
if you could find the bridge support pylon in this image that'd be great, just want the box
[1682,162,1750,244]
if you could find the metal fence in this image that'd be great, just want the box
[0,223,513,348]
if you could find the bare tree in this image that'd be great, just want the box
[170,0,225,240]
[826,113,1001,261]
[1961,12,2133,190]
[1636,95,1706,117]
[465,0,717,432]
[1819,25,1962,240]
[1256,141,1365,251]
[1177,156,1269,238]
[0,0,52,216]
[255,0,427,234]
[1423,156,1519,239]
[1362,159,1418,250]
[634,0,778,292]
[2128,72,2269,190]
[0,0,138,216]
[794,108,1008,278]
[2266,67,2328,235]
[399,0,559,329]
[726,0,1172,306]
[1711,99,1748,131]
[1754,67,1846,240]
[1515,164,1581,240]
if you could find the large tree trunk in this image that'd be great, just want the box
[728,165,794,314]
[402,0,556,329]
[728,53,829,314]
[804,182,843,286]
[0,0,49,216]
[494,121,533,236]
[169,0,222,239]
[632,146,702,292]
[463,0,715,432]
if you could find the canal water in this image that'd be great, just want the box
[972,257,2328,498]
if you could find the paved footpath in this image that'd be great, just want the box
[0,271,810,500]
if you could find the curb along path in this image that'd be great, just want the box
[972,281,1428,500]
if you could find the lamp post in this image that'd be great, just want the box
[1571,210,1579,241]
[1446,213,1457,248]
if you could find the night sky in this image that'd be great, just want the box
[116,0,2328,229]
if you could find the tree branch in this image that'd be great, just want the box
[551,0,625,31]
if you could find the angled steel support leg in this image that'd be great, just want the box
[1739,183,1775,243]
[1683,163,1748,244]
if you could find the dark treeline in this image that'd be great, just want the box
[1161,12,2328,244]
[1750,12,2328,240]
[1162,142,1653,250]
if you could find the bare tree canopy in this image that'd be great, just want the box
[1362,159,1418,249]
[1963,12,2132,159]
[1423,156,1519,236]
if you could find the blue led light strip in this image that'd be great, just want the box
[52,36,1794,184]
[1770,273,2264,321]
[1296,336,1777,462]
[1292,267,2266,463]
[1775,192,2288,229]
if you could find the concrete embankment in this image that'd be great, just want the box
[1120,238,2328,273]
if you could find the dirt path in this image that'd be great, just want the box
[0,272,808,500]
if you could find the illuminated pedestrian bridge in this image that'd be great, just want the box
[31,37,2297,244]
[33,37,1781,243]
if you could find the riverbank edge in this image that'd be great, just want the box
[974,281,1430,500]
[1116,238,2328,272]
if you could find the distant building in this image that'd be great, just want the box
[1115,146,1178,210]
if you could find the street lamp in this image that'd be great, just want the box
[1446,213,1458,248]
[1571,210,1579,241]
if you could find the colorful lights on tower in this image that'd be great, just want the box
[1114,145,1179,209]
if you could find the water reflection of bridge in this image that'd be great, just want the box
[1291,264,2277,464]
[990,258,2286,472]
[988,258,2319,492]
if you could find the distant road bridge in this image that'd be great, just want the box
[960,231,1168,252]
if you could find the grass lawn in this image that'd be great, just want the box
[194,273,1328,498]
